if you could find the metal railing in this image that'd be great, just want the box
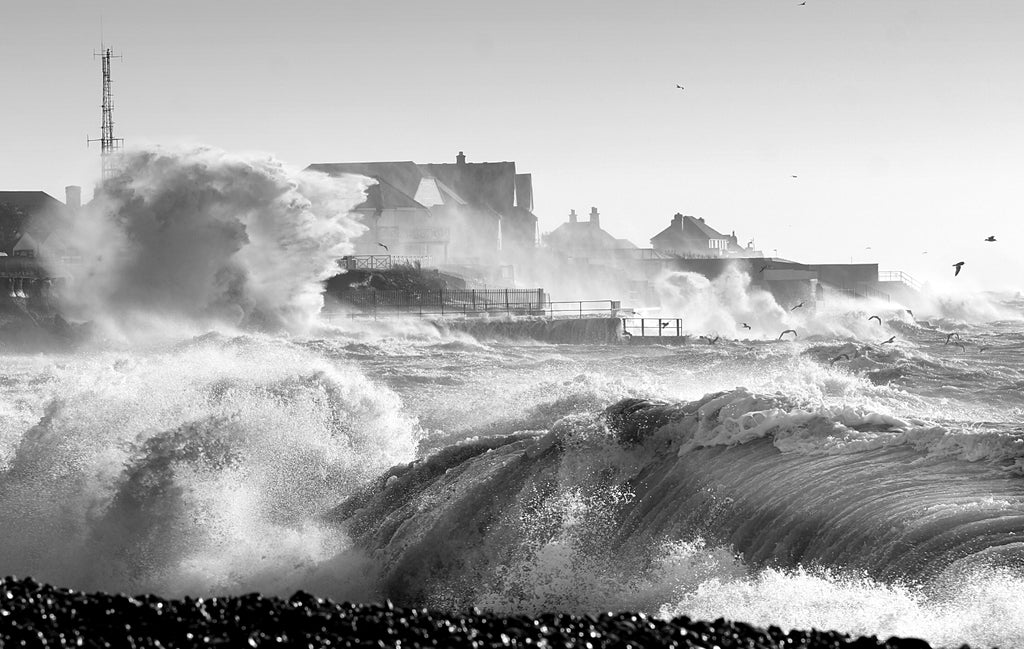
[622,318,685,337]
[338,255,433,271]
[322,298,624,321]
[343,288,545,311]
[878,270,921,291]
[545,300,622,319]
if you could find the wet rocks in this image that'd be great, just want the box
[0,575,949,649]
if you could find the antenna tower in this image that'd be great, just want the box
[88,46,124,181]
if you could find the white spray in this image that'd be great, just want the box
[50,145,370,336]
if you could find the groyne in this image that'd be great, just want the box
[432,316,623,344]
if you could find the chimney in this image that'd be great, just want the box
[65,185,82,211]
[456,151,466,165]
[589,206,600,229]
[672,213,683,229]
[569,209,578,224]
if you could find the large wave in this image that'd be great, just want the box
[330,388,1024,643]
[51,145,369,337]
[0,334,419,598]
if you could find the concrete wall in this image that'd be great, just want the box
[809,264,878,287]
[433,316,623,344]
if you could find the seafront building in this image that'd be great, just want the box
[0,163,920,317]
[307,152,538,266]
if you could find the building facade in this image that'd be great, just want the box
[650,213,751,257]
[307,152,538,265]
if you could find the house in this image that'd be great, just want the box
[650,213,751,257]
[306,152,538,264]
[0,187,80,259]
[544,207,637,259]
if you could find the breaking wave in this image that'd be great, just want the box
[0,334,419,597]
[51,145,370,336]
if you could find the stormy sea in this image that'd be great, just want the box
[2,146,1023,648]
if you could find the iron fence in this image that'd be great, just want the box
[323,292,624,320]
[878,270,921,291]
[338,255,433,271]
[622,318,685,337]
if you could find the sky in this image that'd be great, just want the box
[4,0,1024,293]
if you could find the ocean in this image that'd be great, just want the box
[3,146,1022,648]
[1,295,1023,649]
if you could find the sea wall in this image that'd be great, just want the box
[432,316,623,344]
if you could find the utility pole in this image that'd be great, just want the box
[88,46,124,182]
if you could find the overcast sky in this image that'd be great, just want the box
[4,0,1024,293]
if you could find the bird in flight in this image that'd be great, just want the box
[881,336,896,345]
[759,264,769,273]
[798,1,806,5]
[829,353,850,366]
[953,261,965,276]
[868,315,881,324]
[791,175,798,179]
[378,242,389,251]
[985,236,996,242]
[660,320,671,329]
[945,332,961,345]
[779,329,797,340]
[791,301,805,311]
[740,322,752,330]
[676,84,684,90]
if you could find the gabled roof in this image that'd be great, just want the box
[0,191,64,213]
[307,159,528,223]
[421,162,516,214]
[684,215,727,239]
[364,178,425,210]
[547,221,623,251]
[0,191,68,253]
[652,215,729,245]
[307,161,422,197]
[307,162,427,210]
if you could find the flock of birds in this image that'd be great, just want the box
[646,299,986,369]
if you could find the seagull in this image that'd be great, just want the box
[945,332,961,345]
[791,175,798,178]
[953,261,965,276]
[791,301,805,311]
[881,336,896,345]
[740,322,752,330]
[676,84,685,90]
[705,335,720,345]
[906,309,914,318]
[378,242,389,252]
[759,264,769,273]
[868,315,881,324]
[829,353,850,366]
[798,1,806,4]
[985,236,996,242]
[779,329,797,340]
[660,320,671,329]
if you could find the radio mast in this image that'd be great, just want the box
[88,46,124,181]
